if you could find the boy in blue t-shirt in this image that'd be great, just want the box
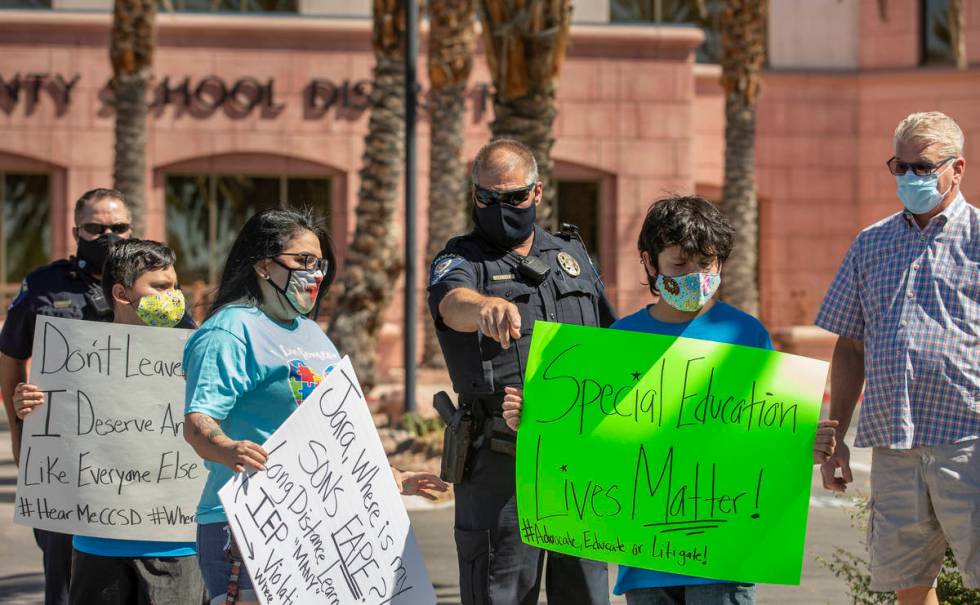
[501,195,837,604]
[14,240,204,604]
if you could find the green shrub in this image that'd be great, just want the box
[817,496,979,605]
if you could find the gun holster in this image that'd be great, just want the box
[434,391,474,484]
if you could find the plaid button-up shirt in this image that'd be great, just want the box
[816,194,980,448]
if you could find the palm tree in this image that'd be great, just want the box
[110,0,156,235]
[328,0,408,390]
[422,0,475,368]
[718,0,767,318]
[949,0,967,69]
[476,0,573,227]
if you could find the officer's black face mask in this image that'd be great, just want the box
[76,233,122,274]
[472,201,537,250]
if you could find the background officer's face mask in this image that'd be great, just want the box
[472,202,537,250]
[77,233,122,274]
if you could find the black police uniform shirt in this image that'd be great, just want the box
[427,225,607,396]
[0,257,197,360]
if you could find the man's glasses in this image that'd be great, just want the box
[886,156,956,177]
[473,184,534,207]
[277,253,329,273]
[78,222,131,236]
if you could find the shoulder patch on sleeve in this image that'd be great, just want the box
[8,279,28,310]
[430,254,465,286]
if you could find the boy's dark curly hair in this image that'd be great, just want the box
[637,195,735,294]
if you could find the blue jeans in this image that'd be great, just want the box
[197,522,255,604]
[625,583,756,605]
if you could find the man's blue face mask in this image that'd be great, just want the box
[896,161,954,215]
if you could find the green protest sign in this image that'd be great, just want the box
[515,321,829,585]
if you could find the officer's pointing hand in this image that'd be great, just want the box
[479,298,522,349]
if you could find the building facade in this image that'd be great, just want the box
[1,0,978,374]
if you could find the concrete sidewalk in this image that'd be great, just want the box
[0,421,869,604]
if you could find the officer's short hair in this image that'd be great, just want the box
[471,139,539,186]
[638,195,735,293]
[102,239,176,304]
[74,188,129,225]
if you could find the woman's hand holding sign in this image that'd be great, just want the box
[185,412,268,473]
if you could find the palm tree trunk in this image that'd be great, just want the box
[949,0,967,70]
[477,0,572,228]
[719,0,767,318]
[422,0,475,368]
[328,0,407,390]
[110,0,156,236]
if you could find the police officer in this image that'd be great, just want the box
[428,139,614,605]
[0,187,192,605]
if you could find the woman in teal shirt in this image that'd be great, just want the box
[183,208,445,604]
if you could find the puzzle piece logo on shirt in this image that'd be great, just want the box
[287,360,335,405]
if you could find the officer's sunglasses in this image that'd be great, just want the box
[275,253,329,273]
[886,155,956,177]
[78,222,132,236]
[473,184,534,207]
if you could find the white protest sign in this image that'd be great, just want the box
[14,316,205,541]
[219,356,436,605]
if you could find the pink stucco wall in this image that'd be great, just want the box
[4,5,979,372]
[0,12,702,377]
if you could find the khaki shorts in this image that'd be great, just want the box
[869,438,979,591]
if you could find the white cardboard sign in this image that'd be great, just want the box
[219,356,436,605]
[15,316,205,541]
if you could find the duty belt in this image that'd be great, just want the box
[460,394,516,457]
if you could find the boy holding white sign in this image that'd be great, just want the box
[13,239,205,605]
[501,196,838,604]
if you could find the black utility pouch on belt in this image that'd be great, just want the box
[434,391,473,484]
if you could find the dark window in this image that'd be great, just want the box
[610,0,722,64]
[1,172,51,285]
[164,0,297,13]
[556,180,600,262]
[164,174,330,285]
[0,0,51,8]
[922,0,955,65]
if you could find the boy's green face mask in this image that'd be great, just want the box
[134,289,185,328]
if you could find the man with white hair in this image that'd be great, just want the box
[816,111,979,603]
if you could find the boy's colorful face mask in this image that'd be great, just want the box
[134,289,185,328]
[656,272,721,313]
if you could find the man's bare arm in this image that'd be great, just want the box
[820,336,865,492]
[828,336,865,436]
